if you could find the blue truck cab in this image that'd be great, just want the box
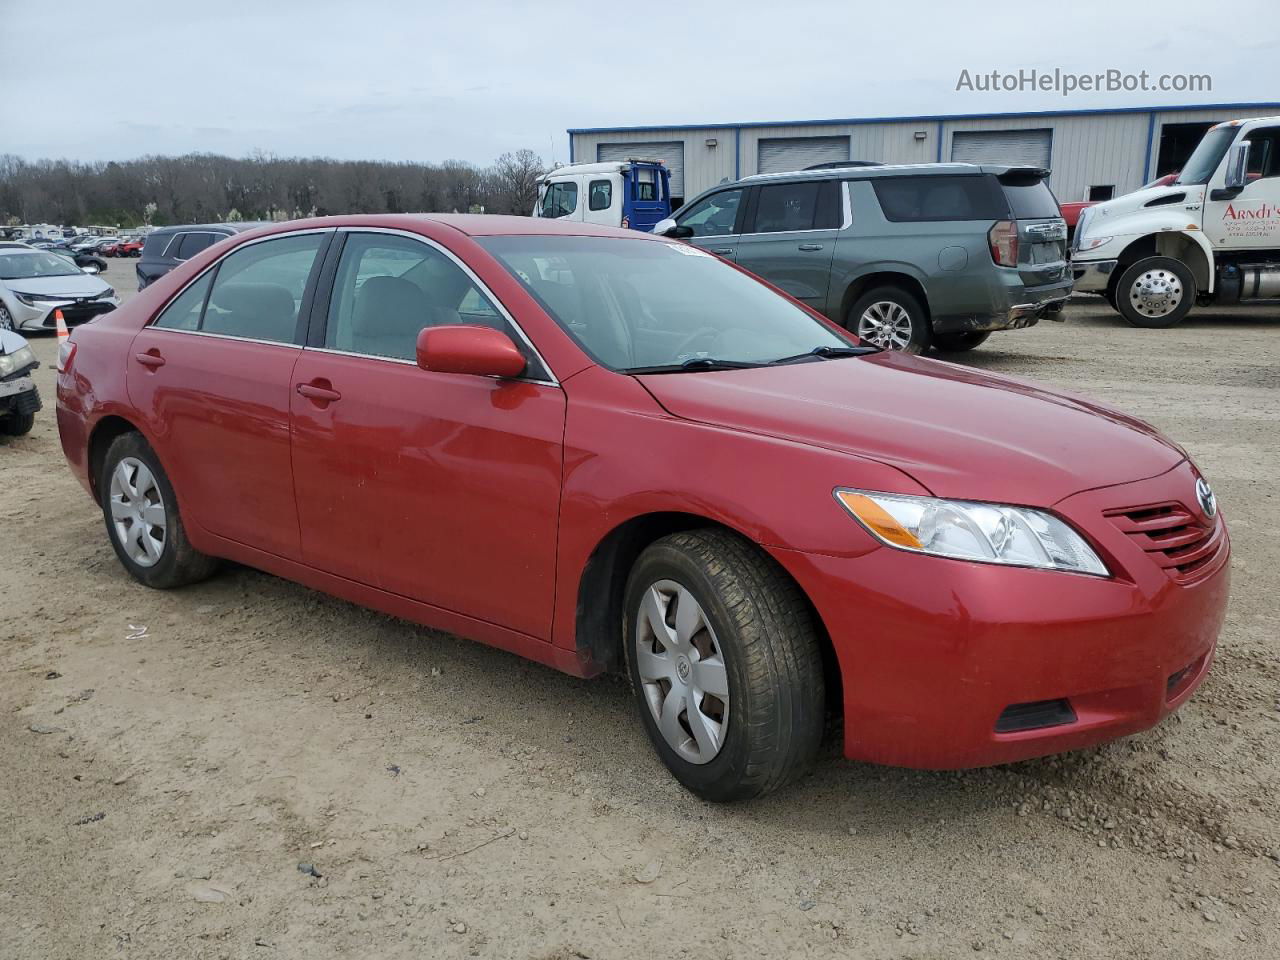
[533,159,672,231]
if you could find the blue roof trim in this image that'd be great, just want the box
[567,102,1280,136]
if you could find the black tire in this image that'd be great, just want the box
[932,331,990,353]
[0,411,34,436]
[99,432,219,589]
[847,286,931,354]
[623,529,824,802]
[1115,256,1195,328]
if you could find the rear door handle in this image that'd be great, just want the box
[296,381,342,403]
[134,351,165,368]
[711,247,735,255]
[797,243,824,252]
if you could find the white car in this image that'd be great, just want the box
[0,327,40,436]
[0,248,120,333]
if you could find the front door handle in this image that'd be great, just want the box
[711,247,735,255]
[797,243,824,252]
[296,381,342,403]
[134,350,165,368]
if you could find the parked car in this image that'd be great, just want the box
[654,163,1071,353]
[0,248,119,332]
[0,327,41,436]
[1073,115,1280,326]
[136,222,267,290]
[56,214,1228,801]
[115,237,144,257]
[533,160,673,233]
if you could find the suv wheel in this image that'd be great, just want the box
[932,331,990,353]
[100,433,219,589]
[623,529,824,802]
[850,286,930,353]
[1115,257,1195,328]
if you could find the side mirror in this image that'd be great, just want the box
[1223,140,1250,190]
[416,325,527,379]
[652,217,693,238]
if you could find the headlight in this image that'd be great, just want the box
[13,292,38,307]
[835,489,1108,576]
[1075,235,1113,252]
[96,287,117,300]
[0,345,37,378]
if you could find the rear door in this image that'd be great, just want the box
[997,171,1069,290]
[733,178,842,307]
[673,186,746,259]
[582,174,620,227]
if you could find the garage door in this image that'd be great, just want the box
[951,129,1052,168]
[757,136,850,175]
[596,141,686,199]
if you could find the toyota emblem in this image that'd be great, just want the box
[1195,477,1217,519]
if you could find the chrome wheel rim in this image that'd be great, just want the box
[109,457,167,567]
[0,304,13,331]
[1129,269,1183,318]
[634,579,729,765]
[857,300,914,349]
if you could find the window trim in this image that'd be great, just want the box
[146,227,335,348]
[311,227,559,387]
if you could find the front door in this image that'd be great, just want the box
[289,230,566,639]
[675,186,745,260]
[125,231,330,559]
[732,179,842,308]
[1203,124,1280,252]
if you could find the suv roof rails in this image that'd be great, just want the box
[803,160,883,170]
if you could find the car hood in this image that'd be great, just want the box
[637,353,1184,506]
[4,274,111,297]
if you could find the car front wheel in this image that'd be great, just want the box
[0,303,15,332]
[1116,257,1195,328]
[623,529,825,802]
[849,286,931,353]
[100,432,219,589]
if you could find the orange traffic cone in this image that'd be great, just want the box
[54,309,72,372]
[55,308,69,343]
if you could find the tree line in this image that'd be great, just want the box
[0,149,548,228]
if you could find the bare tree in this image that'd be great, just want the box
[487,149,546,215]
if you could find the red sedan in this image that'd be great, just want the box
[55,215,1229,801]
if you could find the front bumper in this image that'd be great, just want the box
[1071,259,1119,293]
[10,297,118,332]
[772,461,1229,769]
[0,377,41,416]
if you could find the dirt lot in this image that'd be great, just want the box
[2,258,1278,959]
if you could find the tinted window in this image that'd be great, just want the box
[588,180,612,211]
[1002,180,1060,219]
[478,235,848,371]
[175,232,219,260]
[202,233,323,343]
[540,182,578,218]
[1244,126,1280,180]
[872,175,1008,222]
[676,188,743,237]
[153,272,212,331]
[326,233,522,364]
[141,233,172,257]
[751,180,841,233]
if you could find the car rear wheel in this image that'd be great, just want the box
[100,432,219,589]
[932,331,990,353]
[1116,257,1195,328]
[623,529,824,802]
[850,286,930,354]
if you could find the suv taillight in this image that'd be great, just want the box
[988,220,1018,266]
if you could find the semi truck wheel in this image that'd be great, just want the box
[1115,257,1195,328]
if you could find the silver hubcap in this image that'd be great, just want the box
[0,305,13,331]
[1129,269,1183,318]
[108,457,167,567]
[857,300,913,350]
[634,579,729,765]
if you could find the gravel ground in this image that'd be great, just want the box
[2,258,1278,959]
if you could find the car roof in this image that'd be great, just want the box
[736,161,1039,184]
[147,221,271,236]
[228,213,650,241]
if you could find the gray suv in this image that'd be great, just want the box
[655,164,1071,353]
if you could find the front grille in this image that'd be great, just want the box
[995,698,1077,734]
[42,301,115,327]
[1104,500,1225,583]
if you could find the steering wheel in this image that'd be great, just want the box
[673,326,722,359]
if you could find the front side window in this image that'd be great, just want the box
[201,233,324,342]
[588,180,613,211]
[1243,126,1280,180]
[478,235,849,371]
[540,181,578,219]
[676,188,743,237]
[325,232,526,365]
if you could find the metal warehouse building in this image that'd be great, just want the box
[568,101,1280,208]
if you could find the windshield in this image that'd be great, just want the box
[1175,126,1237,185]
[477,236,851,370]
[0,250,83,280]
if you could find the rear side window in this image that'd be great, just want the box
[175,232,220,260]
[872,175,1008,222]
[751,181,834,233]
[142,233,172,257]
[202,233,325,343]
[1002,180,1061,219]
[588,180,612,211]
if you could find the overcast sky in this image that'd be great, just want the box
[5,0,1273,166]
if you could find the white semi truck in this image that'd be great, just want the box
[1071,115,1280,327]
